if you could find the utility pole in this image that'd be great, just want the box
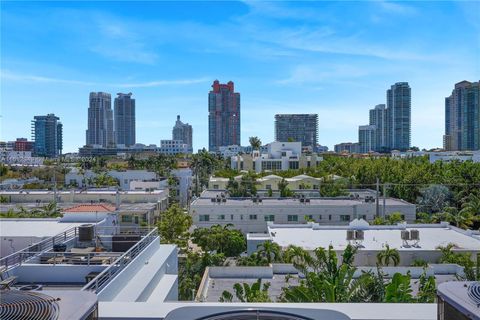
[383,183,387,218]
[375,177,380,218]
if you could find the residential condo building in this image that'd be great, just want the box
[387,82,411,151]
[208,80,240,152]
[444,80,480,151]
[358,125,376,153]
[114,92,136,147]
[274,114,318,147]
[31,113,62,158]
[86,92,114,147]
[369,104,387,152]
[172,115,193,150]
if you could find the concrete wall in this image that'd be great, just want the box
[12,264,108,283]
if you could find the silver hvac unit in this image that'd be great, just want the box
[400,230,411,241]
[410,229,420,241]
[355,230,364,240]
[346,230,355,241]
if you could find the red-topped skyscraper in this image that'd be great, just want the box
[208,80,241,152]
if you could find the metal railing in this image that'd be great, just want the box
[0,226,154,277]
[82,227,158,293]
[0,227,78,275]
[22,251,123,266]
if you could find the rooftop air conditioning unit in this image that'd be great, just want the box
[355,230,364,240]
[410,229,420,241]
[305,198,310,203]
[258,199,262,203]
[401,230,411,241]
[346,230,355,241]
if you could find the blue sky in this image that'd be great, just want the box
[1,1,479,152]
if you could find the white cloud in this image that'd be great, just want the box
[1,70,210,88]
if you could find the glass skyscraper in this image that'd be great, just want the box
[386,82,411,151]
[114,93,136,147]
[444,81,480,151]
[208,80,240,152]
[369,104,387,152]
[31,113,62,158]
[274,114,318,147]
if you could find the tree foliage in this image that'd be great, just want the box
[157,204,192,248]
[191,224,246,257]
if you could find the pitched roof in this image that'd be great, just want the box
[63,204,116,213]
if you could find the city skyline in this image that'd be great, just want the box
[2,1,479,152]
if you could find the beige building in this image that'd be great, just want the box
[208,174,322,191]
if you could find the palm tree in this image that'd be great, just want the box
[256,241,281,264]
[377,244,400,266]
[249,136,262,152]
[283,245,312,267]
[443,206,477,229]
[220,279,271,302]
[280,244,377,303]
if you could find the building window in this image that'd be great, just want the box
[121,215,132,223]
[361,215,367,220]
[287,215,298,222]
[249,214,257,220]
[264,215,275,222]
[329,215,332,221]
[218,215,225,220]
[318,215,322,220]
[213,184,219,190]
[134,216,139,224]
[199,215,210,222]
[289,161,299,170]
[313,185,319,190]
[231,214,234,220]
[266,184,272,190]
[305,215,313,221]
[340,215,351,222]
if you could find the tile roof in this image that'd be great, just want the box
[63,204,116,213]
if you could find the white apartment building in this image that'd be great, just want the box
[159,139,192,155]
[231,142,323,173]
[246,221,480,266]
[66,168,165,190]
[0,150,44,166]
[190,196,416,233]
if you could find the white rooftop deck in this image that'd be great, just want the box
[267,224,480,251]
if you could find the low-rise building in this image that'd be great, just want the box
[196,263,465,303]
[428,150,480,163]
[247,221,480,266]
[66,168,165,190]
[334,142,360,154]
[159,139,192,155]
[190,196,416,233]
[231,142,322,173]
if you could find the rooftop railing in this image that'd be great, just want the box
[0,226,155,277]
[82,227,158,293]
[0,227,78,275]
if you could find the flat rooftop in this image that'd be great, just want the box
[0,189,166,195]
[192,197,412,206]
[0,219,85,238]
[266,224,480,251]
[0,202,157,213]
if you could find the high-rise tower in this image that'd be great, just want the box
[114,93,136,147]
[31,113,62,158]
[86,92,114,147]
[208,80,240,152]
[444,81,480,151]
[274,114,318,147]
[386,82,411,151]
[172,115,193,151]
